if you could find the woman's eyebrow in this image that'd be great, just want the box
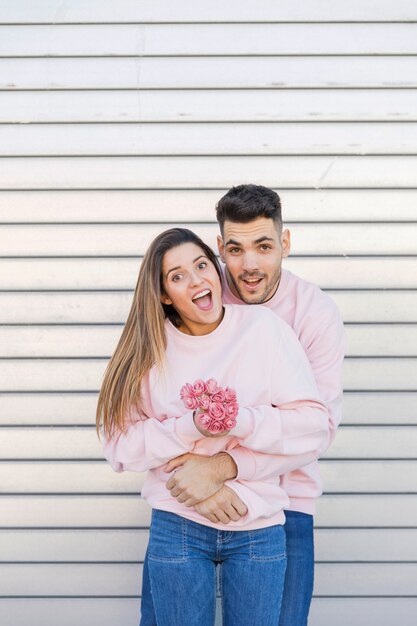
[165,256,206,278]
[165,265,181,279]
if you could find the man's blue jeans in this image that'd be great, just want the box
[141,509,286,626]
[278,511,314,626]
[140,509,313,626]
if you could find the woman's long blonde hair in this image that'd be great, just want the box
[96,228,221,438]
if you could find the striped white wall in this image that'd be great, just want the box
[1,2,417,624]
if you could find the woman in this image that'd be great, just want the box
[97,228,328,626]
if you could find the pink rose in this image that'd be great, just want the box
[205,378,219,395]
[192,379,207,397]
[208,401,226,420]
[225,402,239,419]
[224,417,236,430]
[198,394,210,410]
[212,389,225,403]
[196,411,211,428]
[183,395,199,410]
[224,387,237,403]
[180,383,195,401]
[208,420,227,434]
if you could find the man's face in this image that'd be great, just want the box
[217,217,291,304]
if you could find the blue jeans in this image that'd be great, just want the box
[278,511,314,626]
[141,509,286,626]
[140,509,314,626]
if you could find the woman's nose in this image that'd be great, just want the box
[189,270,203,286]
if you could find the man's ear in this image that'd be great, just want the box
[281,228,291,258]
[217,234,226,262]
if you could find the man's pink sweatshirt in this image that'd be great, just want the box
[222,268,345,515]
[103,304,330,531]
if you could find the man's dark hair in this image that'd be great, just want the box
[216,184,282,233]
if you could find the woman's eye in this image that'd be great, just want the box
[197,262,207,270]
[172,274,182,282]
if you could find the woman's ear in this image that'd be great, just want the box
[160,292,172,305]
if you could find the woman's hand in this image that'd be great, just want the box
[193,410,230,438]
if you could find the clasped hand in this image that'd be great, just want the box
[164,452,247,524]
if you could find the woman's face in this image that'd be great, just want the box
[161,242,223,336]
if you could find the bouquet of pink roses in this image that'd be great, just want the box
[180,378,239,434]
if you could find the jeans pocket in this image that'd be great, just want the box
[148,509,188,563]
[249,525,286,562]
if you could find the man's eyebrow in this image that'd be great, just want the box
[225,236,275,246]
[224,238,241,247]
[165,255,206,279]
[254,236,275,244]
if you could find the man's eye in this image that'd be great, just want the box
[229,248,240,254]
[260,245,271,251]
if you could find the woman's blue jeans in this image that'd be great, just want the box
[143,509,287,626]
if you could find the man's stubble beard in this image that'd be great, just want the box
[227,265,282,305]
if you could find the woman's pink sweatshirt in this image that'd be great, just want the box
[102,304,330,531]
[222,267,345,515]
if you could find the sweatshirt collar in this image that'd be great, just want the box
[165,304,233,344]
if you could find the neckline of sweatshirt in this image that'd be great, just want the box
[165,302,234,346]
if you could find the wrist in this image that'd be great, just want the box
[215,451,238,481]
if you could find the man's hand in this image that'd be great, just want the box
[164,452,238,507]
[194,485,248,525]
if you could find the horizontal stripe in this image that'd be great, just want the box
[1,323,415,357]
[2,57,417,90]
[2,527,417,562]
[0,357,415,391]
[1,223,416,256]
[0,257,414,289]
[0,425,415,459]
[0,494,416,527]
[0,460,415,494]
[0,291,415,324]
[1,189,416,221]
[0,562,416,596]
[1,156,417,190]
[1,391,415,426]
[1,24,417,56]
[0,0,415,24]
[1,89,417,123]
[2,122,417,156]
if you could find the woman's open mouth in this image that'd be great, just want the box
[192,288,213,311]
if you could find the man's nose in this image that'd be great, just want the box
[242,252,259,272]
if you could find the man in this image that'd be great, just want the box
[141,185,345,626]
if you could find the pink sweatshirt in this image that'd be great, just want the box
[222,267,345,514]
[103,304,330,531]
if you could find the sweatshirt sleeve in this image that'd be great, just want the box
[102,409,203,473]
[230,322,331,458]
[229,302,345,481]
[226,445,321,482]
[303,305,345,448]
